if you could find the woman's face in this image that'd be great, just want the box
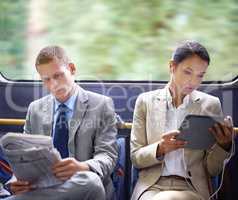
[170,54,209,96]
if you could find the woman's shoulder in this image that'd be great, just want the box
[192,90,220,103]
[136,88,165,103]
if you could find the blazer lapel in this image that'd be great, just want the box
[187,90,202,115]
[148,87,168,143]
[184,90,202,165]
[42,96,54,136]
[68,86,89,154]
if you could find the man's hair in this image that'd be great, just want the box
[172,40,210,65]
[35,46,70,67]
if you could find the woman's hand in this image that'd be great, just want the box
[209,116,233,151]
[52,157,89,181]
[10,180,34,195]
[157,130,187,156]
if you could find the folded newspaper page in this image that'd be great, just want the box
[0,132,63,188]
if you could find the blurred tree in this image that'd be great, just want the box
[0,0,27,79]
[0,0,237,81]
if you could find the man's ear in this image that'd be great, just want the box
[68,63,76,75]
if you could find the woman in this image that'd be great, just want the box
[130,41,233,200]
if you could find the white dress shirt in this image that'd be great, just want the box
[161,88,191,177]
[52,91,78,138]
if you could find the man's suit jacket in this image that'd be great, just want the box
[130,87,230,200]
[24,85,118,199]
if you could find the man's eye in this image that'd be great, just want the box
[43,78,50,82]
[54,74,60,79]
[54,73,63,80]
[198,74,204,78]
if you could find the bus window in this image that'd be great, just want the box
[0,1,237,81]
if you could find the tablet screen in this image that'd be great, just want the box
[177,114,223,149]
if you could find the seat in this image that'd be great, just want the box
[112,137,126,200]
[0,147,12,198]
[0,147,12,184]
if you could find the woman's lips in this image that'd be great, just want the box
[184,86,194,92]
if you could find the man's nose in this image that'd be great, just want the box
[50,78,59,89]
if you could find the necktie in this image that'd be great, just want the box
[53,104,69,158]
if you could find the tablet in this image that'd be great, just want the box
[176,114,223,150]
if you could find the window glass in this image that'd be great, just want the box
[0,0,238,81]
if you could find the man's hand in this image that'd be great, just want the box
[209,116,233,151]
[157,130,187,157]
[10,180,34,195]
[52,157,90,181]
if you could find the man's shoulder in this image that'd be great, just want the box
[29,94,52,107]
[78,86,111,103]
[76,89,114,115]
[76,87,113,110]
[85,91,113,110]
[86,90,110,101]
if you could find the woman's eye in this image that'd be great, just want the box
[184,70,191,75]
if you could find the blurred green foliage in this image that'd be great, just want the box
[0,0,238,81]
[0,0,27,79]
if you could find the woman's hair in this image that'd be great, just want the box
[172,41,210,65]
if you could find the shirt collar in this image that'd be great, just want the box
[165,86,191,109]
[54,91,78,112]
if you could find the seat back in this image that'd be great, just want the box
[112,137,126,200]
[0,147,12,184]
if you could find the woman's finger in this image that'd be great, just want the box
[211,123,225,141]
[162,130,180,140]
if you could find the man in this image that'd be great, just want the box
[5,46,118,200]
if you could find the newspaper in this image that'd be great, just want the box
[0,183,10,197]
[0,132,63,188]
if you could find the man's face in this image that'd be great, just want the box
[170,55,208,96]
[37,59,76,102]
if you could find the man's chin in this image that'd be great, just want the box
[54,92,69,103]
[53,87,74,102]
